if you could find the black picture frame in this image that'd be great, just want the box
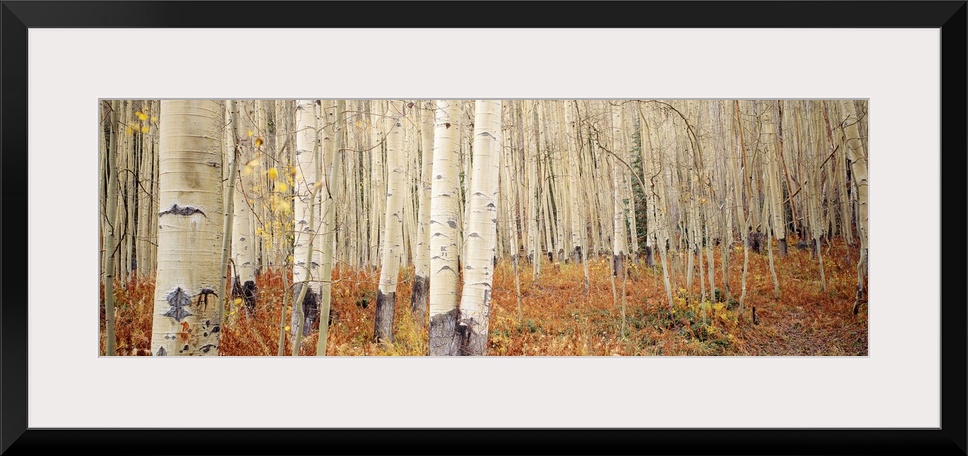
[2,1,965,455]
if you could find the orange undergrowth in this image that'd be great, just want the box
[101,236,867,356]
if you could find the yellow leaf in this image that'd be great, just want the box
[151,116,158,122]
[255,137,264,147]
[124,126,133,136]
[268,167,278,180]
[141,125,149,133]
[247,130,253,137]
[276,182,288,192]
[285,325,291,331]
[243,165,253,176]
[234,298,243,305]
[135,111,147,121]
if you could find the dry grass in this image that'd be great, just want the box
[101,235,867,356]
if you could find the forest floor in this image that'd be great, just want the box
[102,236,868,356]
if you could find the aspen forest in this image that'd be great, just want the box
[98,99,868,357]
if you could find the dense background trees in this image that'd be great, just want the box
[99,99,868,356]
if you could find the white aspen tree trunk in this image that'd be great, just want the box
[135,101,158,280]
[511,102,530,261]
[459,101,471,267]
[761,101,788,256]
[146,100,160,278]
[840,100,869,314]
[619,104,640,262]
[730,101,752,315]
[233,100,258,318]
[542,102,565,263]
[122,101,135,283]
[802,101,828,290]
[457,100,502,356]
[291,99,320,348]
[410,101,435,325]
[589,118,607,256]
[823,102,854,244]
[219,101,240,326]
[102,100,120,355]
[717,100,734,298]
[315,99,341,356]
[536,102,553,264]
[374,100,406,343]
[369,100,387,270]
[565,101,590,296]
[721,174,734,299]
[537,104,555,264]
[738,101,761,237]
[527,101,541,274]
[356,101,369,267]
[303,100,335,338]
[401,117,415,267]
[150,100,223,356]
[501,110,524,322]
[643,104,676,310]
[541,169,555,262]
[564,102,584,263]
[269,100,286,270]
[776,101,798,238]
[608,102,629,336]
[135,102,151,281]
[637,102,658,269]
[428,100,462,355]
[253,101,269,271]
[673,124,694,291]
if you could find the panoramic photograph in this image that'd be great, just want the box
[98,99,868,356]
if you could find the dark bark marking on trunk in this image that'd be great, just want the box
[410,275,429,327]
[429,307,460,356]
[748,230,763,254]
[457,319,489,356]
[163,287,192,322]
[159,203,207,218]
[613,253,626,278]
[778,237,788,257]
[374,289,395,343]
[302,288,320,337]
[457,289,491,356]
[233,280,258,314]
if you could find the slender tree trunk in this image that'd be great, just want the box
[232,100,258,319]
[315,99,341,356]
[291,99,320,352]
[840,100,869,313]
[411,101,435,326]
[102,100,120,355]
[502,105,524,322]
[609,102,628,337]
[374,100,406,343]
[219,101,240,326]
